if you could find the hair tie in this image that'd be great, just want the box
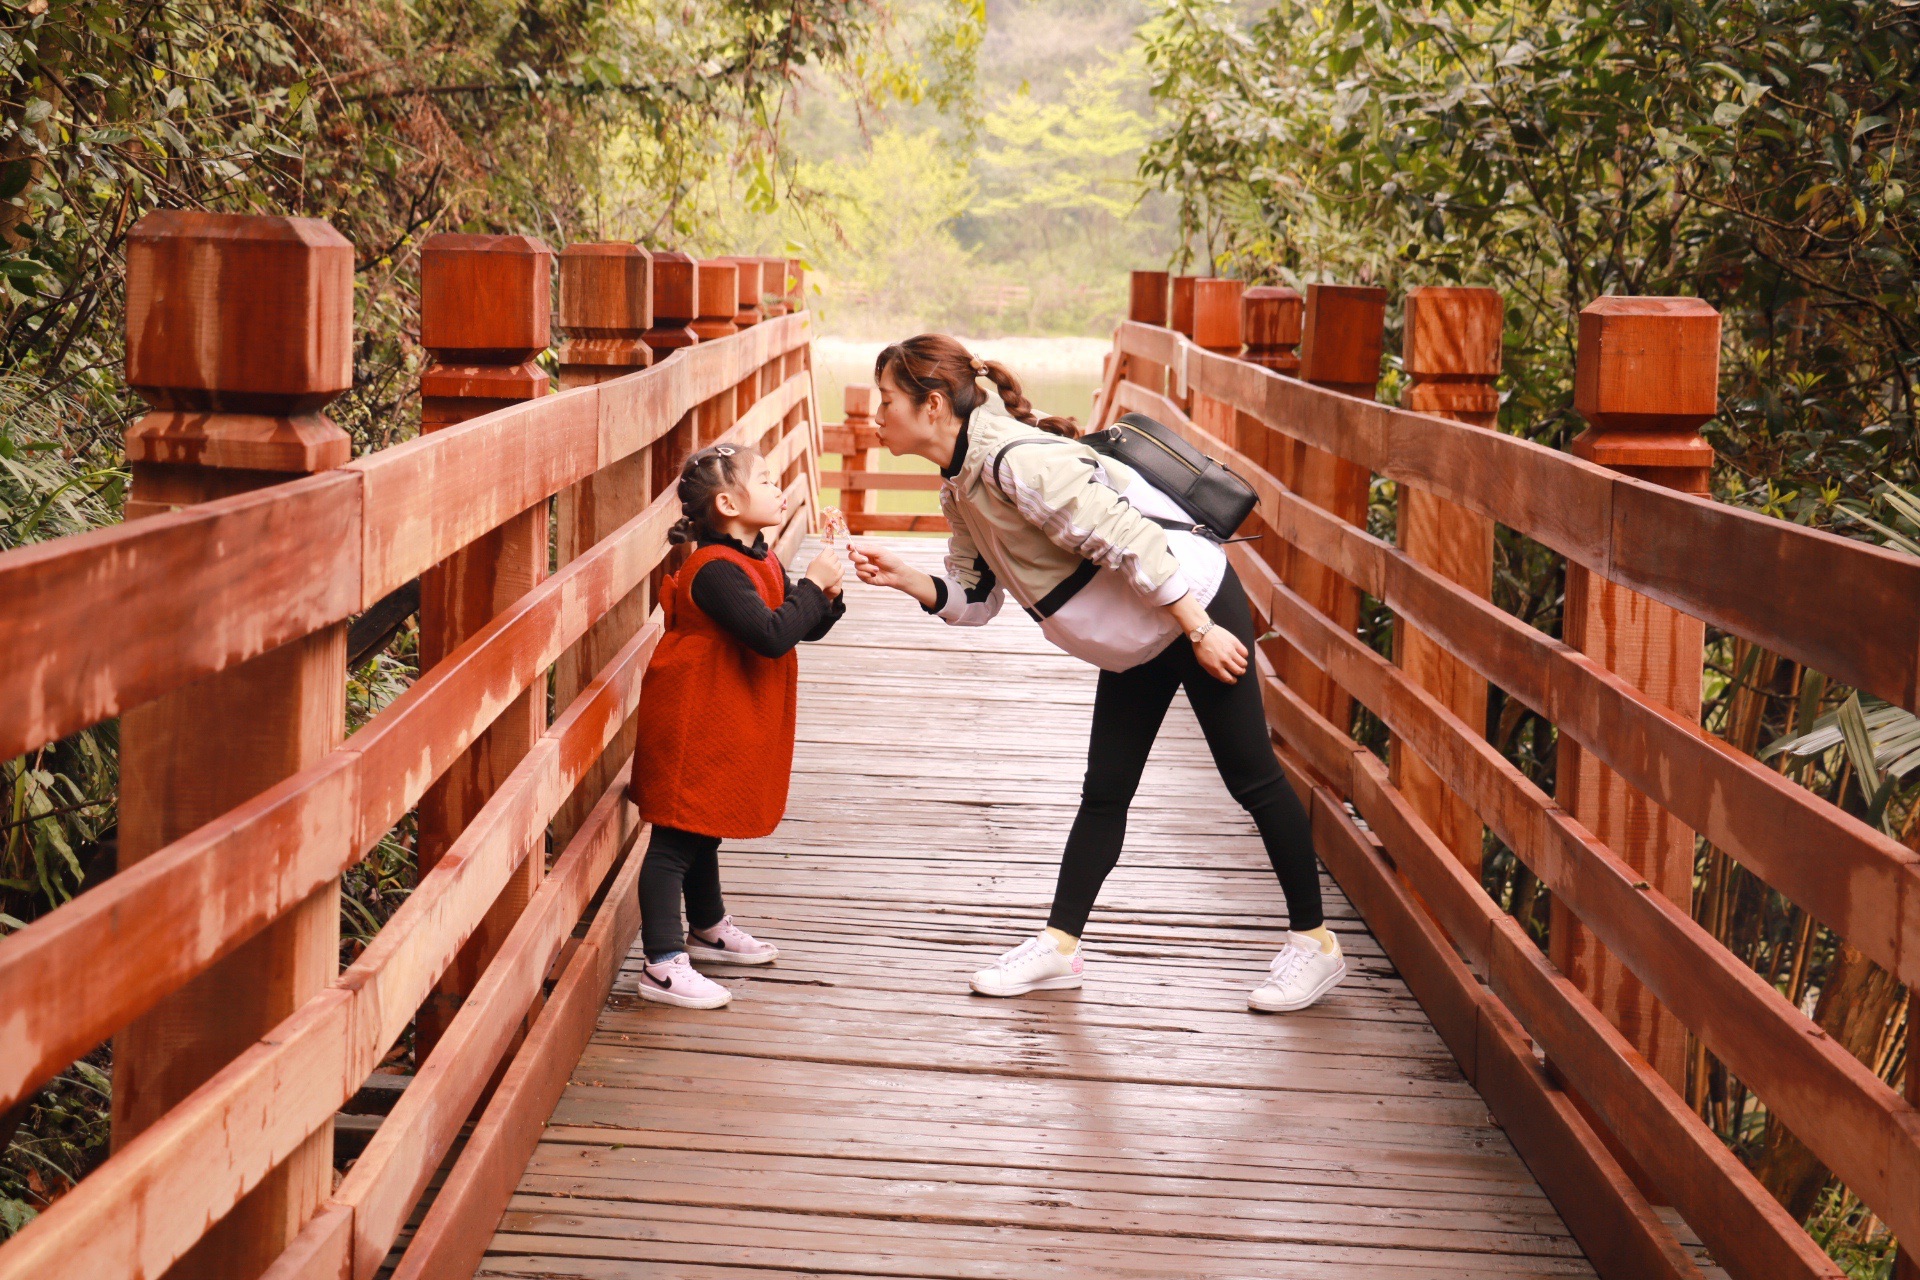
[969,357,986,376]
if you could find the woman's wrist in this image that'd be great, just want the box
[902,567,939,610]
[1166,592,1207,636]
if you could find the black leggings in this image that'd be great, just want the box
[640,825,728,960]
[1047,567,1324,937]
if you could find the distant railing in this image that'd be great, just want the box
[820,382,949,535]
[0,218,820,1280]
[1100,273,1920,1280]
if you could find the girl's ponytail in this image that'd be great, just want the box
[671,443,759,545]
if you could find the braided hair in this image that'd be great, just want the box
[874,334,1079,438]
[668,443,761,545]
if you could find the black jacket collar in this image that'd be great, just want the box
[697,530,770,560]
[941,415,972,480]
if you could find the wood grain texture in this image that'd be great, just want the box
[1117,321,1920,711]
[1141,379,1920,992]
[469,537,1613,1280]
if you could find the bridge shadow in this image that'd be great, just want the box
[481,537,1599,1279]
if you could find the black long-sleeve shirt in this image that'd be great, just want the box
[690,533,845,658]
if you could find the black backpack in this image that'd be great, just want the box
[1082,412,1258,542]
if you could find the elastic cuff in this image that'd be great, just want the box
[922,577,951,615]
[1144,568,1192,607]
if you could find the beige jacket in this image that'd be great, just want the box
[927,405,1226,671]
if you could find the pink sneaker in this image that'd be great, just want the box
[639,954,732,1009]
[686,915,779,966]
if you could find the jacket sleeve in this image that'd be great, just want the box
[689,559,835,658]
[923,490,1005,627]
[986,439,1190,605]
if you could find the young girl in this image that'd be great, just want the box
[629,444,845,1009]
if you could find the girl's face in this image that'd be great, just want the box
[875,367,950,459]
[714,455,786,534]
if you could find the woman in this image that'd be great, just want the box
[847,334,1344,1013]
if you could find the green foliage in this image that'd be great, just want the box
[1140,0,1920,508]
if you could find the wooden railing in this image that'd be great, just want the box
[1099,273,1920,1280]
[0,215,821,1280]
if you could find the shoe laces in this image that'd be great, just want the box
[995,936,1054,968]
[1268,941,1317,986]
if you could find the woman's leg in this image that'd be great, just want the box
[1177,570,1325,932]
[1045,653,1184,938]
[639,825,720,959]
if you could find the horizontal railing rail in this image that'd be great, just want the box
[0,222,821,1280]
[1102,276,1918,1280]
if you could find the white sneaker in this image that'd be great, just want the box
[970,934,1084,997]
[1249,931,1347,1012]
[685,915,779,965]
[638,953,732,1009]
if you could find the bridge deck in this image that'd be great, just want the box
[479,538,1597,1279]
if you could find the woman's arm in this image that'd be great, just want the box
[851,499,1003,625]
[690,560,834,658]
[1166,590,1248,682]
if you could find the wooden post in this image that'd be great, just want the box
[785,258,806,313]
[758,256,790,317]
[1191,278,1244,456]
[843,383,880,524]
[1552,295,1720,1094]
[721,256,764,328]
[414,233,554,1060]
[1290,283,1386,728]
[1118,269,1170,410]
[1392,287,1501,873]
[691,261,740,451]
[1242,286,1302,375]
[644,250,699,357]
[1169,274,1199,337]
[553,243,653,850]
[112,209,353,1280]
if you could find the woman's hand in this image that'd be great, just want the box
[1167,591,1248,683]
[805,545,845,599]
[849,541,939,609]
[1192,626,1249,683]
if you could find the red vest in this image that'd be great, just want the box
[630,543,798,839]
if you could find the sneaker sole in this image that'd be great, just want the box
[969,972,1084,998]
[637,982,732,1010]
[1248,957,1347,1013]
[685,942,778,965]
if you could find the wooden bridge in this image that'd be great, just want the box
[0,218,1916,1280]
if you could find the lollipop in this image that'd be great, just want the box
[820,505,850,545]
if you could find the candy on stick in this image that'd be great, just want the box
[820,505,849,545]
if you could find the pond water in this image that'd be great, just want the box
[810,336,1109,521]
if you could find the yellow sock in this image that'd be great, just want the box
[1043,926,1079,955]
[1300,926,1336,954]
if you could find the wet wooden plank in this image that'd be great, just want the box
[483,537,1600,1280]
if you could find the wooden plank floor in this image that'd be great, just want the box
[480,536,1599,1279]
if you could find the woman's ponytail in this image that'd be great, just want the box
[980,360,1079,438]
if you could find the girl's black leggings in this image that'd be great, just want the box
[1047,566,1324,938]
[640,825,728,960]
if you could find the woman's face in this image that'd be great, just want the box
[875,367,949,458]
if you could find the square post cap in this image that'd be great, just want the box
[419,233,553,358]
[844,383,878,421]
[650,251,699,326]
[1299,283,1387,387]
[1403,287,1503,378]
[1242,286,1303,348]
[696,260,739,323]
[125,210,353,412]
[1573,296,1721,432]
[1192,278,1245,353]
[558,243,653,336]
[1129,271,1169,326]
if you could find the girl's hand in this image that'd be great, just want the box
[806,545,845,598]
[1194,625,1249,683]
[849,542,939,609]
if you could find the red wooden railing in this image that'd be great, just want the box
[0,213,821,1280]
[821,382,948,535]
[1099,272,1920,1280]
